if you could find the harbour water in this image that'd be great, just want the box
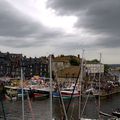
[0,93,120,120]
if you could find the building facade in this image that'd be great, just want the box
[22,56,49,79]
[0,51,49,79]
[0,51,22,77]
[85,64,104,74]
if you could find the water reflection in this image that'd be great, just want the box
[0,93,120,120]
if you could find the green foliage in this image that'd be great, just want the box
[104,64,110,73]
[69,58,80,66]
[86,59,100,64]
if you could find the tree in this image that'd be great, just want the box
[69,58,80,66]
[104,64,110,73]
[86,59,100,64]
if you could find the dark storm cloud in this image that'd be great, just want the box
[0,0,63,48]
[0,1,39,37]
[47,0,120,48]
[76,0,120,35]
[47,0,97,15]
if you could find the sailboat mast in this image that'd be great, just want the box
[49,55,52,120]
[21,67,24,120]
[54,73,68,120]
[98,53,102,119]
[78,50,84,120]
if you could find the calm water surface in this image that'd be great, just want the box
[0,93,120,120]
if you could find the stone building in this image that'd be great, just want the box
[22,56,49,79]
[0,51,22,77]
[0,51,49,79]
[51,54,81,82]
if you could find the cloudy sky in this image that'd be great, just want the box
[0,0,120,64]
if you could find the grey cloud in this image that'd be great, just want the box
[96,36,120,48]
[47,0,97,15]
[0,0,63,48]
[0,36,52,48]
[52,35,95,52]
[76,0,120,35]
[47,0,120,49]
[0,1,39,37]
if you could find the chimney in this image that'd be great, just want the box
[78,54,80,58]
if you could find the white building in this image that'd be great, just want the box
[85,64,104,74]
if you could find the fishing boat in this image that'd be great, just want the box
[28,89,49,100]
[32,92,49,100]
[61,87,79,98]
[4,86,18,101]
[22,75,50,100]
[52,86,80,100]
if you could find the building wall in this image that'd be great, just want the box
[22,56,49,79]
[52,61,70,72]
[85,64,104,74]
[0,51,22,77]
[57,77,77,83]
[0,51,49,78]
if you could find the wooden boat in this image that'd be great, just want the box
[112,109,120,118]
[53,87,79,100]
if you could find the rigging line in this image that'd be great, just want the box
[56,74,68,120]
[26,90,35,120]
[70,99,75,120]
[56,80,66,120]
[54,69,68,120]
[54,76,66,120]
[81,77,94,117]
[58,93,64,120]
[65,66,81,114]
[53,77,63,119]
[81,91,90,117]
